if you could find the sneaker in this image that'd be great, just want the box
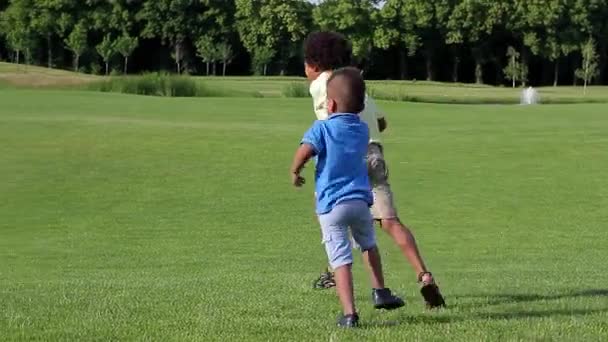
[418,272,446,309]
[372,288,405,310]
[337,313,359,328]
[313,270,336,289]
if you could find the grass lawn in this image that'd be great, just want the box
[2,62,608,104]
[197,76,608,104]
[1,90,607,341]
[0,63,97,88]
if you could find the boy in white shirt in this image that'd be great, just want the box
[304,31,445,308]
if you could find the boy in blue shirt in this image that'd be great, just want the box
[304,31,445,309]
[290,67,404,328]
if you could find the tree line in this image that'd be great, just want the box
[0,0,606,86]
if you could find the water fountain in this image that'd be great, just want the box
[520,86,540,105]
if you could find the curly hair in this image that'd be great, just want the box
[303,31,353,71]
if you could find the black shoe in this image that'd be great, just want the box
[337,313,359,328]
[372,288,405,310]
[313,270,336,289]
[418,272,446,309]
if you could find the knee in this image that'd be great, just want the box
[360,244,378,253]
[329,253,354,270]
[381,218,405,231]
[332,262,353,271]
[382,219,415,243]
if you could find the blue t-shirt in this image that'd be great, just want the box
[301,113,373,215]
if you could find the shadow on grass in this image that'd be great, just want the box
[456,289,608,307]
[362,320,401,328]
[364,307,608,328]
[477,307,608,321]
[361,290,608,327]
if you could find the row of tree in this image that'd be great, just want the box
[0,0,607,86]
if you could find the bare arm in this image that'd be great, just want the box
[290,144,315,187]
[378,117,387,132]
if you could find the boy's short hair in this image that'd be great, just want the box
[327,67,366,114]
[304,31,352,71]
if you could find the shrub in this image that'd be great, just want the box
[167,75,198,97]
[282,82,309,98]
[88,73,276,98]
[89,63,102,75]
[88,73,196,97]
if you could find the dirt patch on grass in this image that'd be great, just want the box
[0,63,99,88]
[0,72,98,88]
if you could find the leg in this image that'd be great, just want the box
[333,264,355,315]
[345,200,383,289]
[313,192,336,289]
[379,216,427,275]
[368,143,429,274]
[379,217,444,307]
[361,246,384,289]
[348,200,404,311]
[367,144,445,308]
[318,204,357,317]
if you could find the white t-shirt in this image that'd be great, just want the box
[309,71,384,144]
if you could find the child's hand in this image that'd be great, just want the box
[290,144,313,188]
[291,172,306,187]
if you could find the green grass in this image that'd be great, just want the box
[192,76,608,104]
[0,62,97,88]
[281,81,310,98]
[184,76,608,103]
[1,90,608,341]
[367,81,608,104]
[3,62,608,103]
[87,73,258,97]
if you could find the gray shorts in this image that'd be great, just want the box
[318,199,377,269]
